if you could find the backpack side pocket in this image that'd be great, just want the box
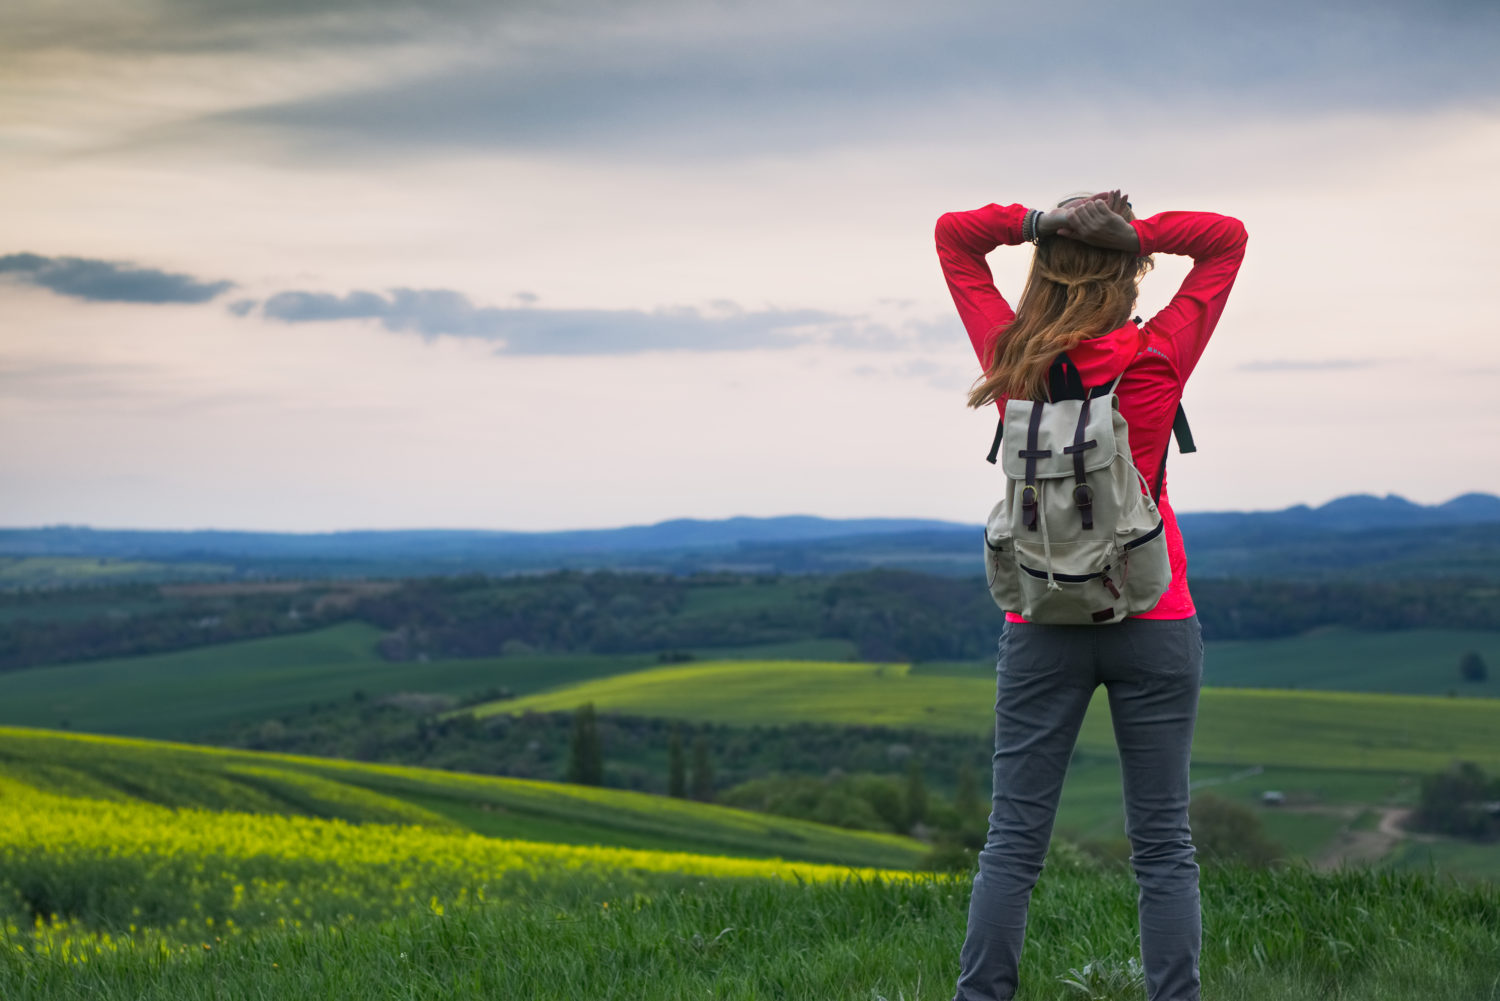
[983,529,1025,615]
[1118,519,1171,615]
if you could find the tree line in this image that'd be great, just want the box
[5,568,1500,672]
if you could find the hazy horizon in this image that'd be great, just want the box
[4,489,1495,535]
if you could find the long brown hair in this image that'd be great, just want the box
[966,197,1153,407]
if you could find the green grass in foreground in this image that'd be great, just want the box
[0,727,924,870]
[3,864,1497,1001]
[475,660,1500,773]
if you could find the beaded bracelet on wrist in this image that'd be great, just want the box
[1025,208,1045,246]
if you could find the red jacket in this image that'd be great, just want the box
[934,203,1248,620]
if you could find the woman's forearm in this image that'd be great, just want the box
[1132,211,1248,262]
[1134,211,1249,381]
[934,203,1028,370]
[934,203,1031,255]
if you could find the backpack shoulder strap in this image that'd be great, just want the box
[985,355,1077,464]
[1172,404,1196,454]
[983,356,1195,464]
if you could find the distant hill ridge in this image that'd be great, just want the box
[1180,492,1500,533]
[0,514,967,559]
[2,493,1497,582]
[6,493,1498,553]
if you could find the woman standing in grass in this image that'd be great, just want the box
[934,191,1248,1001]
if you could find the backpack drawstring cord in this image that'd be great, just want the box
[1124,457,1157,513]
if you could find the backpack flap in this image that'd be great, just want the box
[999,396,1119,482]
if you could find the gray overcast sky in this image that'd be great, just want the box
[2,0,1498,530]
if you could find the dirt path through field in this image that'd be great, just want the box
[1311,807,1415,869]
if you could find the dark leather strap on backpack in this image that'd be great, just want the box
[982,352,1197,491]
[1017,401,1051,530]
[1064,395,1098,529]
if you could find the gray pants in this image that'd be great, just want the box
[952,615,1204,1001]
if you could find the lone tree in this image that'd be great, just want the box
[567,702,604,786]
[691,734,714,801]
[1460,650,1489,683]
[668,724,687,799]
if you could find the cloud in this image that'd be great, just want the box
[247,287,846,354]
[62,0,1499,163]
[0,253,233,304]
[1236,359,1379,373]
[0,0,499,56]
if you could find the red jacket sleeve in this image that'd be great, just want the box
[934,203,1029,372]
[1131,211,1248,382]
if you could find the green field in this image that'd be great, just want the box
[1389,838,1500,880]
[1203,628,1500,697]
[0,623,863,738]
[474,659,1500,774]
[466,659,1500,876]
[4,623,1498,879]
[917,627,1500,698]
[0,555,234,586]
[2,622,1494,743]
[0,727,924,869]
[0,623,666,738]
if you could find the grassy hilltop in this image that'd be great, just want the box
[4,726,1500,1000]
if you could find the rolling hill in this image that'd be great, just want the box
[468,659,1500,774]
[1,620,1495,741]
[0,726,925,869]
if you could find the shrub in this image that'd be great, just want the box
[1188,793,1284,867]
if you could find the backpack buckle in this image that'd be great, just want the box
[1073,482,1094,529]
[1021,484,1039,530]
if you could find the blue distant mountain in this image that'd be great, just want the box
[0,515,968,560]
[2,494,1497,582]
[1177,492,1500,535]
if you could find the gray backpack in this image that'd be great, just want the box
[982,361,1191,624]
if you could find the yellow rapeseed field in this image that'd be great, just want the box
[0,773,913,965]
